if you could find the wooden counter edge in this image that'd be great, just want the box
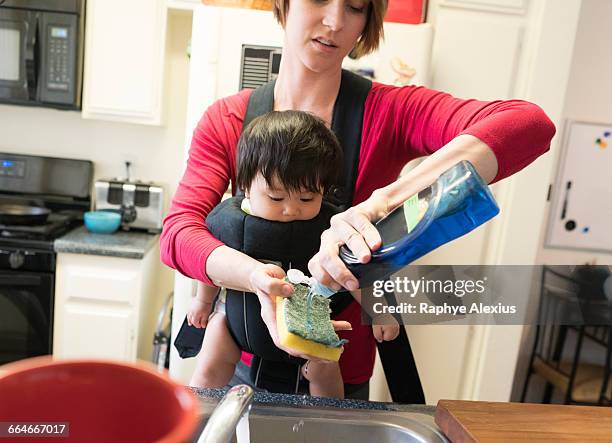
[435,400,478,443]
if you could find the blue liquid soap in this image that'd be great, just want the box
[305,282,336,334]
[305,288,315,335]
[339,160,500,288]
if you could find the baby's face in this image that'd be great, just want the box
[246,174,323,222]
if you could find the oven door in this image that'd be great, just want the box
[0,8,37,103]
[0,271,53,365]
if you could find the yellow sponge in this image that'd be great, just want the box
[276,295,343,361]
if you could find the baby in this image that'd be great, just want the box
[187,110,399,398]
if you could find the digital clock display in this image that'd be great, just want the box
[51,27,68,39]
[0,159,25,177]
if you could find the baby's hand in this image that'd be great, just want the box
[187,298,214,328]
[372,314,400,343]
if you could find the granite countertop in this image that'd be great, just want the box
[54,225,159,259]
[189,387,436,416]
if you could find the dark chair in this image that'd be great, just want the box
[521,266,612,405]
[596,326,612,405]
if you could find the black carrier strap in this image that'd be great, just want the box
[242,80,275,132]
[377,327,426,403]
[326,70,370,211]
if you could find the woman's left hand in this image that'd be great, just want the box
[309,189,391,291]
[249,263,352,361]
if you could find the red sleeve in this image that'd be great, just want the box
[365,83,556,183]
[159,90,250,284]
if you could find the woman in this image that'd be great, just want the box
[161,0,555,398]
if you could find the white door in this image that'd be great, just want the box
[401,0,582,404]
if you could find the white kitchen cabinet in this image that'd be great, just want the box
[53,244,166,362]
[82,0,168,125]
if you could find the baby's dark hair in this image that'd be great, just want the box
[236,111,342,194]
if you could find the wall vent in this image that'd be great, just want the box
[239,45,282,90]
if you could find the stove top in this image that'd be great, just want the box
[0,211,83,251]
[0,153,93,252]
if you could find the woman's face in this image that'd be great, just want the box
[283,0,369,73]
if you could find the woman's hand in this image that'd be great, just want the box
[309,189,391,291]
[248,263,293,351]
[249,263,352,361]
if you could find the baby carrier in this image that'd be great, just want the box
[174,70,425,403]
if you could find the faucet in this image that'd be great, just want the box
[197,385,254,443]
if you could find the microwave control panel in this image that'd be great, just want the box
[40,11,78,106]
[47,26,71,91]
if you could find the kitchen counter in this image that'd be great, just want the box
[189,387,436,415]
[54,225,159,259]
[436,399,612,442]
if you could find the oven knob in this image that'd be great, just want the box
[9,251,25,269]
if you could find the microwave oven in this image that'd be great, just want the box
[0,0,85,109]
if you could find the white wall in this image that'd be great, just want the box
[0,10,192,209]
[562,0,612,124]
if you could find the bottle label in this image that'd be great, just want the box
[403,194,428,233]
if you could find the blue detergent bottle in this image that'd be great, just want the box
[339,160,500,288]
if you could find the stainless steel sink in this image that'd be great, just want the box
[194,399,449,443]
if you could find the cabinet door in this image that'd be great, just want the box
[82,0,167,125]
[61,303,135,361]
[54,253,143,362]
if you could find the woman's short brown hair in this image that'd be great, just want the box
[273,0,388,58]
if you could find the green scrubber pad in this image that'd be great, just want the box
[276,281,348,361]
[283,283,345,348]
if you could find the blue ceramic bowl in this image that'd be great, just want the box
[84,211,122,234]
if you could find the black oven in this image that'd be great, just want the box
[0,248,55,365]
[0,153,92,366]
[0,0,85,109]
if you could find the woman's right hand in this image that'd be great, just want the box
[308,189,390,291]
[249,262,352,361]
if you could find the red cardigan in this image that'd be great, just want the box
[161,83,555,384]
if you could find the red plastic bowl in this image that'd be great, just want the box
[0,357,199,443]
